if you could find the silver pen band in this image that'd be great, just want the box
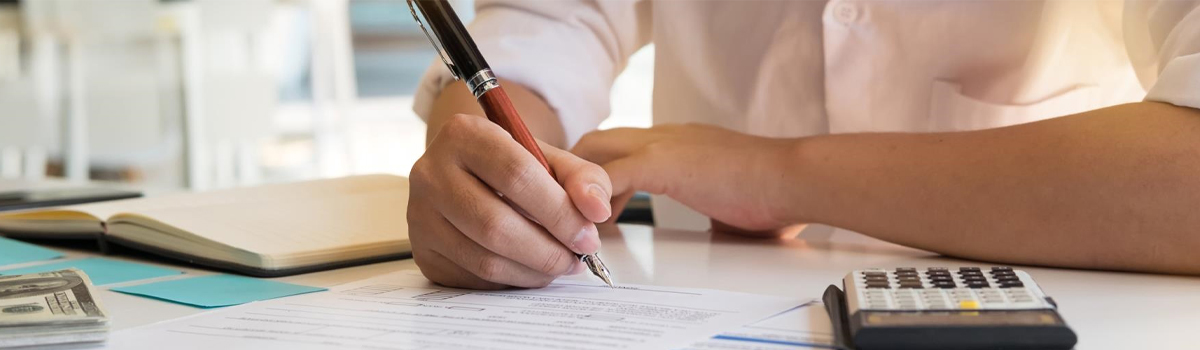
[467,69,499,98]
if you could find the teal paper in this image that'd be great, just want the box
[0,237,63,266]
[111,274,326,308]
[0,257,181,285]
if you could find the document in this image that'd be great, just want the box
[106,271,803,350]
[685,301,840,349]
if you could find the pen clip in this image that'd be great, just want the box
[407,0,458,80]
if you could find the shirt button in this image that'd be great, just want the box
[834,3,859,24]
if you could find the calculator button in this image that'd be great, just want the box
[896,267,917,273]
[958,300,980,309]
[864,271,886,277]
[999,281,1024,288]
[866,283,890,289]
[927,267,949,272]
[965,282,990,289]
[990,266,1013,272]
[959,267,981,272]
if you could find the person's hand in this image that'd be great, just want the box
[572,123,803,237]
[409,114,613,289]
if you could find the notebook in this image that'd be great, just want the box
[0,175,411,277]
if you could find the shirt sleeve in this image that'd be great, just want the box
[412,0,652,146]
[1124,1,1200,110]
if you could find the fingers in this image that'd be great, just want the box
[602,151,675,200]
[410,114,598,289]
[414,249,506,290]
[542,142,613,223]
[571,128,654,165]
[410,203,563,288]
[442,115,601,254]
[431,166,580,278]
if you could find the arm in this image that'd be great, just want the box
[573,102,1200,275]
[788,102,1200,275]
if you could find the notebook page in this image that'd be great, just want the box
[103,175,409,263]
[62,175,403,221]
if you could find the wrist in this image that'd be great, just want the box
[767,136,835,226]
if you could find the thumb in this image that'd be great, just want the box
[541,142,613,223]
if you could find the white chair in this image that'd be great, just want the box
[19,0,162,183]
[0,5,49,180]
[307,0,358,178]
[177,0,277,190]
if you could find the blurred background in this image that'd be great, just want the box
[0,0,654,191]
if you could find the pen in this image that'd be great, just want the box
[407,0,614,288]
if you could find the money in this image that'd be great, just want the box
[0,269,109,348]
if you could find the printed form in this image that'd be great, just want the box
[106,271,803,350]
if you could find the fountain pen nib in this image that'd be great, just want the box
[581,253,615,288]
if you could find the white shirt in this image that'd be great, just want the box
[414,0,1200,235]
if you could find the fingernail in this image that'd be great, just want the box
[571,224,601,254]
[587,183,611,216]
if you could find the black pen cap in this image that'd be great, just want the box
[412,0,490,80]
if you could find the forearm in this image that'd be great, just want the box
[426,80,566,148]
[787,102,1200,274]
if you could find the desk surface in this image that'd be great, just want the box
[25,223,1200,349]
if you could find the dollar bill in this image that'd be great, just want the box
[0,268,108,326]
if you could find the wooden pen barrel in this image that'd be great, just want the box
[478,86,557,178]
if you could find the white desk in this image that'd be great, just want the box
[23,223,1192,349]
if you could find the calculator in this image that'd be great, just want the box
[822,267,1077,350]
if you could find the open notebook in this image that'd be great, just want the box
[0,175,410,277]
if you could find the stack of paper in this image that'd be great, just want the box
[105,271,808,350]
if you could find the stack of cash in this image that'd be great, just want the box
[0,269,109,348]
